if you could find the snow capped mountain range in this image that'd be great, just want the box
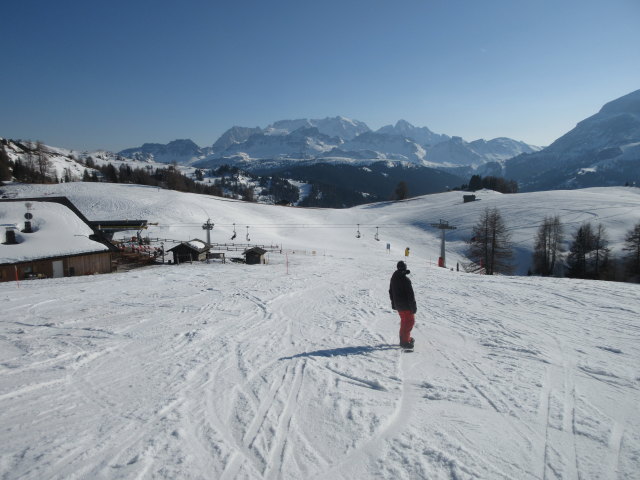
[3,90,638,193]
[377,119,450,146]
[211,126,263,155]
[117,116,541,170]
[119,139,209,166]
[263,116,370,140]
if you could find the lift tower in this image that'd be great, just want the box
[430,219,456,268]
[202,218,214,246]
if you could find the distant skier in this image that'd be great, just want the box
[389,261,416,349]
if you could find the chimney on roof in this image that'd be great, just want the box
[23,221,33,233]
[4,228,17,244]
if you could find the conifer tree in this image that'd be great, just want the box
[532,215,564,276]
[592,223,610,279]
[468,207,513,275]
[567,223,594,278]
[622,222,640,281]
[468,175,482,191]
[393,181,408,200]
[35,141,51,183]
[0,145,11,181]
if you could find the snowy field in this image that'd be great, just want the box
[1,183,639,479]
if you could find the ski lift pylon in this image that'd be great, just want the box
[356,224,361,239]
[375,226,380,241]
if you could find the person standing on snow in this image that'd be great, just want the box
[389,261,416,348]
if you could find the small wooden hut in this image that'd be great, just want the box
[167,239,210,264]
[243,246,267,265]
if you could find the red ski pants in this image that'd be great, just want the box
[398,310,415,344]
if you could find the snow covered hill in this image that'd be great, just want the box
[2,183,639,274]
[0,183,639,479]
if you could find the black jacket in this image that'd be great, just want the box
[389,269,417,313]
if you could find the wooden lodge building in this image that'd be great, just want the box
[243,246,267,265]
[167,239,210,264]
[0,197,119,282]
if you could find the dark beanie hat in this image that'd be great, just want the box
[397,261,407,271]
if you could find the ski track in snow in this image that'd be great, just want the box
[1,257,638,480]
[1,184,639,479]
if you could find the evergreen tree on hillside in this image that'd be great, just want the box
[35,141,51,183]
[103,163,119,183]
[468,175,482,191]
[567,223,594,278]
[393,181,408,200]
[622,222,640,281]
[532,215,564,276]
[567,222,611,279]
[0,145,11,181]
[592,223,611,279]
[466,174,518,193]
[468,207,513,275]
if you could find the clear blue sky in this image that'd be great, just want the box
[1,0,639,152]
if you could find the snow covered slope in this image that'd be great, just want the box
[1,183,639,479]
[0,139,209,187]
[3,183,638,274]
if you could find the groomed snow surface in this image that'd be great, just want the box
[1,183,639,479]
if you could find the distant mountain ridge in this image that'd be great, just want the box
[505,89,640,190]
[264,116,370,140]
[117,116,540,170]
[377,119,449,146]
[211,126,262,154]
[119,139,209,166]
[5,90,638,198]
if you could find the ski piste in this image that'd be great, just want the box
[1,182,638,479]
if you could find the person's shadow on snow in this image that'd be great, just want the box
[279,344,397,360]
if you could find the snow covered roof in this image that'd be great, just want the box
[243,246,267,255]
[0,200,110,264]
[167,239,209,253]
